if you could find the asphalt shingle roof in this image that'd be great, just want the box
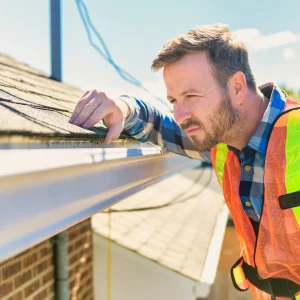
[0,53,133,147]
[92,167,226,282]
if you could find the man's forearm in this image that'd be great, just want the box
[115,98,131,121]
[117,95,211,161]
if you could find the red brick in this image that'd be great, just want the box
[75,237,86,249]
[87,278,93,289]
[42,269,53,285]
[81,269,88,279]
[33,288,47,300]
[79,224,90,234]
[33,260,48,275]
[68,243,75,253]
[69,268,77,279]
[67,219,94,300]
[12,251,25,263]
[39,246,51,258]
[69,278,76,290]
[68,228,79,240]
[15,269,32,288]
[69,252,80,265]
[24,279,40,298]
[48,257,54,267]
[47,294,55,300]
[23,252,38,268]
[86,255,92,264]
[6,291,23,300]
[0,280,13,298]
[82,289,92,300]
[2,261,22,280]
[47,282,54,294]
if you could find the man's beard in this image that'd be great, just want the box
[180,93,242,152]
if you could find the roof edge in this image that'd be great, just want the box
[0,151,198,263]
[0,145,162,177]
[199,203,229,285]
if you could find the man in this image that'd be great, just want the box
[69,24,300,299]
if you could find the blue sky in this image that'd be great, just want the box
[1,0,300,105]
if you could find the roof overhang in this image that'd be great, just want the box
[93,202,229,299]
[93,233,212,298]
[0,145,199,263]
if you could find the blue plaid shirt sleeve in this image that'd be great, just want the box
[118,95,211,161]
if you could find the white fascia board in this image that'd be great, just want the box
[0,146,199,263]
[191,204,229,299]
[0,144,162,177]
[93,233,197,288]
[195,204,229,298]
[93,231,212,299]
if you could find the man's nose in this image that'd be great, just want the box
[173,105,192,126]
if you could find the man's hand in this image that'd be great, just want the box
[69,90,130,144]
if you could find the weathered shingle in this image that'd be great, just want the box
[0,53,133,147]
[92,167,227,282]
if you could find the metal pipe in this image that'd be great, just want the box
[52,231,69,300]
[50,0,62,81]
[50,2,68,299]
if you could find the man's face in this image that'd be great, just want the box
[163,51,241,151]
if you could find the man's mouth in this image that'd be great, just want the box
[185,126,201,135]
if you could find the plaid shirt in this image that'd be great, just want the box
[120,82,286,221]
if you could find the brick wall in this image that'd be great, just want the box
[0,219,94,300]
[68,219,93,300]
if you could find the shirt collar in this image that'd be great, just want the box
[247,82,287,154]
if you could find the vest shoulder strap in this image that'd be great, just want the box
[212,143,228,186]
[269,107,300,225]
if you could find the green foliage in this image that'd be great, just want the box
[280,85,300,102]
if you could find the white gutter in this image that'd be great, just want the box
[0,145,163,177]
[0,145,198,263]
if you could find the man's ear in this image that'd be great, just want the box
[227,72,247,105]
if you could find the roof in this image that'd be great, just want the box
[92,166,228,283]
[0,53,200,263]
[0,53,132,147]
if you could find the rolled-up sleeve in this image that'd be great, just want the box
[118,95,211,161]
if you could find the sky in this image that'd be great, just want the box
[1,0,300,106]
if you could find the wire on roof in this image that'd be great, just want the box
[75,0,171,111]
[100,167,213,213]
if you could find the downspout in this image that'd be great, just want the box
[50,0,62,82]
[52,232,69,299]
[50,0,69,299]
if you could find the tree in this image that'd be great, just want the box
[280,85,300,102]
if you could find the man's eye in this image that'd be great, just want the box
[169,99,176,104]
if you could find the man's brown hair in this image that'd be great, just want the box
[152,24,256,91]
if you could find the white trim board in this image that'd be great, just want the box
[0,150,198,263]
[0,145,162,177]
[93,233,211,299]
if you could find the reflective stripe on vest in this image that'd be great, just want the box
[214,143,228,186]
[286,110,300,226]
[230,257,250,291]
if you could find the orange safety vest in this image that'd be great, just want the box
[211,97,300,300]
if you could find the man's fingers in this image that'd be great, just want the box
[69,91,92,123]
[105,122,124,144]
[71,96,103,126]
[69,91,125,143]
[81,101,115,128]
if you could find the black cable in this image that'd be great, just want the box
[100,168,213,213]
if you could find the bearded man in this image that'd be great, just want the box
[69,24,300,300]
